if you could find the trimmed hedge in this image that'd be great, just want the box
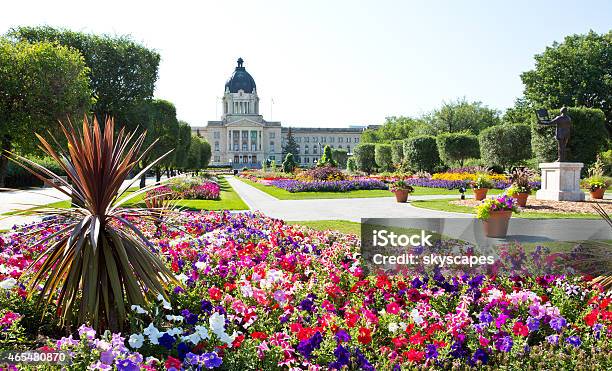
[479,124,531,169]
[332,148,348,169]
[531,107,608,166]
[346,157,356,173]
[353,143,376,173]
[390,140,404,166]
[436,132,480,166]
[375,144,393,172]
[5,156,67,188]
[282,153,296,173]
[402,135,440,173]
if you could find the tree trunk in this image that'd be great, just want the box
[0,136,12,188]
[140,173,146,189]
[155,167,161,183]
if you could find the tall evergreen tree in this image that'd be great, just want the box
[282,127,300,161]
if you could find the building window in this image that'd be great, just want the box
[347,146,351,153]
[297,145,301,153]
[304,137,309,143]
[321,137,326,143]
[305,157,310,163]
[355,137,359,143]
[214,155,220,162]
[313,136,318,143]
[269,156,275,161]
[330,137,335,143]
[305,145,309,155]
[313,146,318,154]
[270,132,276,139]
[213,131,221,139]
[296,137,301,143]
[214,141,219,152]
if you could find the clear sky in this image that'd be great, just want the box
[1,1,610,128]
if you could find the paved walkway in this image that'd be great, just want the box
[226,176,472,222]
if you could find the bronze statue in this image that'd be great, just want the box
[536,107,571,162]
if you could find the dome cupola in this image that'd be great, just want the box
[225,58,256,93]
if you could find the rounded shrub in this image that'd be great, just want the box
[479,124,531,169]
[436,132,480,166]
[282,153,296,173]
[402,135,440,173]
[317,145,337,167]
[346,157,356,173]
[390,140,404,167]
[531,107,608,166]
[353,143,376,173]
[375,144,393,172]
[5,156,66,188]
[331,148,348,169]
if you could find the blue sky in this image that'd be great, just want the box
[1,0,610,127]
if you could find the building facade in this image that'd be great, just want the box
[193,58,369,168]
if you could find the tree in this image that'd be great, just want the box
[375,144,393,172]
[479,124,531,170]
[282,126,299,161]
[186,136,204,171]
[317,145,337,167]
[331,148,348,169]
[9,26,160,123]
[174,121,193,171]
[390,140,404,167]
[0,38,91,187]
[361,116,429,143]
[142,99,179,182]
[353,144,376,174]
[503,97,535,126]
[200,140,212,169]
[424,98,501,134]
[403,136,440,173]
[282,153,297,173]
[436,132,480,167]
[521,30,612,132]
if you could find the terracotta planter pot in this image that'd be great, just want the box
[392,189,410,203]
[513,192,529,207]
[473,188,489,201]
[590,188,605,199]
[483,210,512,238]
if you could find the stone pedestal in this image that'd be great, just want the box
[536,162,585,201]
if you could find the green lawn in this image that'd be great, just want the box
[287,220,361,235]
[411,198,602,219]
[238,177,502,200]
[3,176,248,214]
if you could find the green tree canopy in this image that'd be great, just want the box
[361,116,429,143]
[174,121,193,170]
[423,98,501,134]
[521,30,612,132]
[0,38,91,186]
[8,26,160,122]
[282,127,299,161]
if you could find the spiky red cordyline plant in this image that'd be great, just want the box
[7,116,179,331]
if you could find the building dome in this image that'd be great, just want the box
[225,58,256,93]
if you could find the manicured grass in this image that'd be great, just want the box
[238,177,503,199]
[287,220,361,235]
[4,176,248,213]
[411,198,602,219]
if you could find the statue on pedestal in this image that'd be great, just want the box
[536,107,571,162]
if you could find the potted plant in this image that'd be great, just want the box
[475,195,519,238]
[470,173,494,201]
[506,167,535,207]
[389,180,414,203]
[582,155,610,200]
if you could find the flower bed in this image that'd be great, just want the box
[147,177,221,200]
[432,172,508,182]
[0,213,610,369]
[403,177,541,190]
[269,179,388,193]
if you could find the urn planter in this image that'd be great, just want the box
[483,210,512,238]
[393,189,410,203]
[590,188,605,200]
[473,188,489,201]
[513,193,529,207]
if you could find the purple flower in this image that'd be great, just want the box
[565,336,581,348]
[335,329,351,343]
[495,313,509,328]
[158,333,176,350]
[297,331,323,359]
[99,351,115,365]
[355,348,375,371]
[116,359,139,371]
[201,300,213,313]
[329,344,351,369]
[471,348,489,365]
[478,311,493,324]
[526,316,540,331]
[202,352,223,369]
[495,336,513,352]
[425,344,439,359]
[550,316,567,332]
[546,334,559,345]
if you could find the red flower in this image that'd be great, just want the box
[232,334,245,348]
[165,356,181,370]
[405,348,424,363]
[512,321,529,337]
[376,275,392,290]
[346,312,360,328]
[386,302,400,314]
[391,336,408,349]
[208,287,222,300]
[584,309,599,327]
[358,327,372,344]
[409,331,426,345]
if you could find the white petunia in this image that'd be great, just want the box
[0,278,17,290]
[0,264,8,274]
[195,325,210,340]
[128,333,144,349]
[195,261,206,270]
[209,312,226,332]
[411,309,424,325]
[143,323,160,344]
[183,333,201,345]
[175,273,188,284]
[166,315,184,322]
[388,322,399,333]
[167,327,183,336]
[131,305,148,315]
